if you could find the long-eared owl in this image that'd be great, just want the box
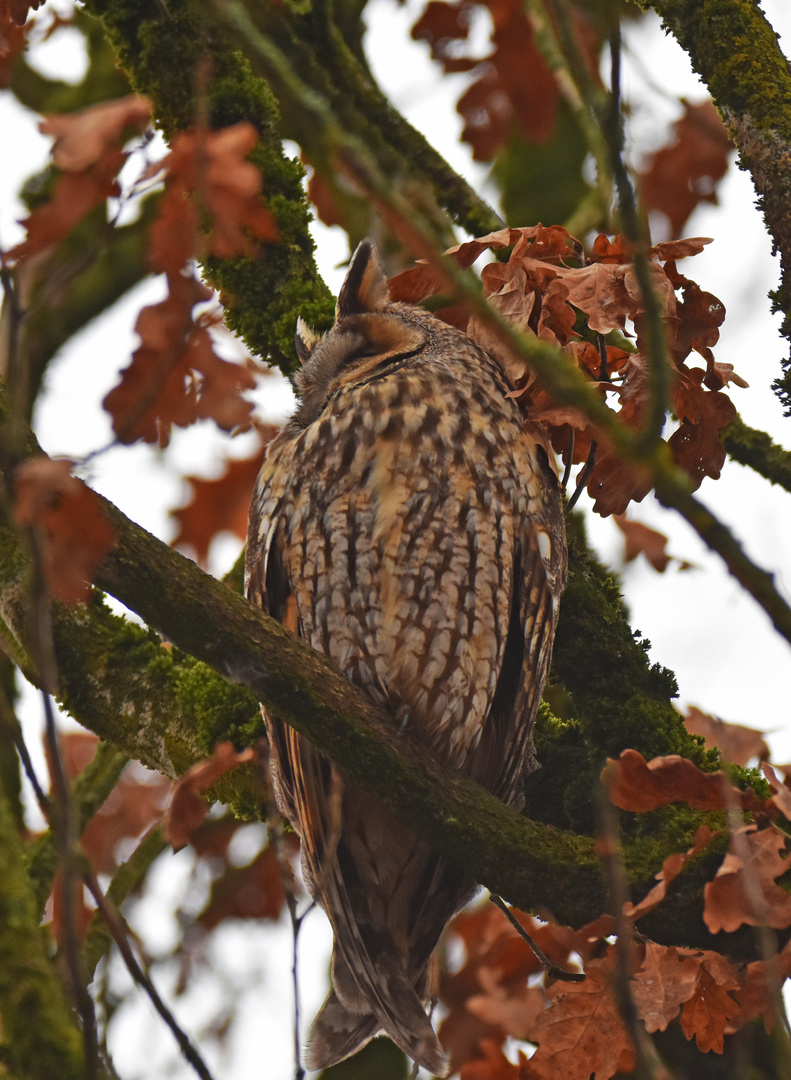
[245,241,566,1076]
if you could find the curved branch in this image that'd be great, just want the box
[723,415,791,493]
[645,0,791,406]
[0,387,769,957]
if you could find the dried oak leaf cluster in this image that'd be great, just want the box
[411,0,601,161]
[7,94,279,589]
[408,0,731,236]
[437,737,791,1080]
[388,225,743,515]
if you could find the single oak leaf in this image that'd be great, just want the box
[41,94,152,172]
[625,824,718,921]
[466,969,547,1040]
[703,824,791,933]
[727,948,791,1035]
[158,123,278,261]
[82,762,172,875]
[604,749,764,814]
[7,148,124,262]
[630,943,704,1033]
[652,237,713,261]
[669,367,737,486]
[525,952,635,1080]
[103,274,255,446]
[639,100,731,237]
[198,842,286,930]
[679,964,740,1053]
[164,742,258,851]
[171,433,272,565]
[14,457,117,603]
[668,278,726,367]
[684,705,769,766]
[613,514,672,572]
[147,179,199,276]
[761,762,791,823]
[458,1039,524,1080]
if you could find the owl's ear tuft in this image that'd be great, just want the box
[336,240,389,319]
[295,317,321,364]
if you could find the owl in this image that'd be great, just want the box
[245,241,566,1075]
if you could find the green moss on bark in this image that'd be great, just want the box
[645,0,791,405]
[0,786,85,1080]
[81,0,335,371]
[527,519,716,836]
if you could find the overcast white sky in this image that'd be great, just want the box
[2,1,791,1077]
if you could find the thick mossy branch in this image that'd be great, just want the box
[645,0,791,406]
[722,415,791,493]
[215,0,502,245]
[0,416,768,951]
[530,516,716,839]
[82,0,335,372]
[0,783,85,1080]
[79,0,500,372]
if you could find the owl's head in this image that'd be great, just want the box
[292,241,430,427]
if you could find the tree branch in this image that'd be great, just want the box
[0,386,770,957]
[722,415,791,493]
[0,780,86,1080]
[644,0,791,408]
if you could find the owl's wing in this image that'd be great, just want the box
[245,448,450,1075]
[467,442,567,805]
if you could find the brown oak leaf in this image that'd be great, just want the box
[525,952,635,1080]
[640,100,731,237]
[149,123,278,266]
[625,825,718,921]
[41,95,152,172]
[171,433,272,565]
[613,515,672,572]
[761,762,791,823]
[703,824,791,933]
[198,842,286,930]
[684,705,769,766]
[164,742,258,851]
[604,749,764,814]
[630,943,704,1033]
[103,274,255,446]
[679,963,740,1053]
[459,1039,525,1080]
[14,457,117,602]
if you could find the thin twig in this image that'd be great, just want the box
[81,864,217,1080]
[489,894,584,983]
[262,743,309,1080]
[561,429,575,493]
[25,519,100,1080]
[0,679,50,816]
[566,442,597,513]
[719,775,791,1056]
[598,789,675,1080]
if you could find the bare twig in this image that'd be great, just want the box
[24,520,100,1080]
[81,863,217,1080]
[489,894,584,983]
[0,678,50,816]
[566,442,597,514]
[598,789,675,1080]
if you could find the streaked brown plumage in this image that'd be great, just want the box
[245,241,566,1075]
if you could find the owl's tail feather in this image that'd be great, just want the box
[305,978,449,1077]
[303,992,378,1071]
